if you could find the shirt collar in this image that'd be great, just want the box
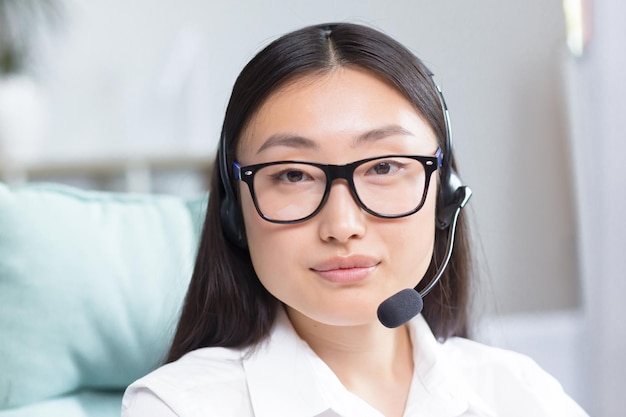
[406,316,496,417]
[243,308,493,417]
[404,315,469,417]
[242,308,330,417]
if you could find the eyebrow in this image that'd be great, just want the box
[256,125,414,154]
[257,134,318,154]
[353,125,414,145]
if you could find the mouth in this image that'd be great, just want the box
[311,255,380,284]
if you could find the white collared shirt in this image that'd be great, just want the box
[122,309,588,417]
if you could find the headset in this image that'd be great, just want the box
[218,75,471,249]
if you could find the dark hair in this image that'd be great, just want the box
[166,22,473,363]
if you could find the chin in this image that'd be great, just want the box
[302,304,382,327]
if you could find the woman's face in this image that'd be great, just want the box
[236,67,439,328]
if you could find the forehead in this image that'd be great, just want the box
[236,67,437,157]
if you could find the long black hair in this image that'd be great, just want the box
[167,22,473,363]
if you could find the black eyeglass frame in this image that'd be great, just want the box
[233,148,442,224]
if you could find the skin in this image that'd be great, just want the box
[236,67,440,417]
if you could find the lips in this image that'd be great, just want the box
[311,255,379,283]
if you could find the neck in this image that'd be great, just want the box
[285,307,415,416]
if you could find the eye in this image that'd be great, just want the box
[276,169,313,183]
[366,160,403,175]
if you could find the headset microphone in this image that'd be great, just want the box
[377,185,471,328]
[378,289,424,329]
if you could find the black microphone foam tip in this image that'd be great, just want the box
[377,288,423,328]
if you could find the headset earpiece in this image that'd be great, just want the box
[437,170,472,229]
[220,196,247,248]
[432,78,472,229]
[218,135,247,248]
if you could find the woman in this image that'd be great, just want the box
[122,23,588,416]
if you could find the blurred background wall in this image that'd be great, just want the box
[1,0,623,415]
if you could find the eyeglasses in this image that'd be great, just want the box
[234,148,442,224]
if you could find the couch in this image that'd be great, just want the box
[0,182,207,417]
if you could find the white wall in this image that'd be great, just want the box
[564,1,626,415]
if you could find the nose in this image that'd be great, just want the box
[318,180,366,243]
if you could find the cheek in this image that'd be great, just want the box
[239,190,295,291]
[240,190,270,265]
[400,219,436,280]
[391,182,438,283]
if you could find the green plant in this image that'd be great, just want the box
[0,0,61,75]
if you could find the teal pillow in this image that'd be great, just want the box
[0,183,206,410]
[0,391,122,417]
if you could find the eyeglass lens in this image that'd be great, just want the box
[251,156,429,222]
